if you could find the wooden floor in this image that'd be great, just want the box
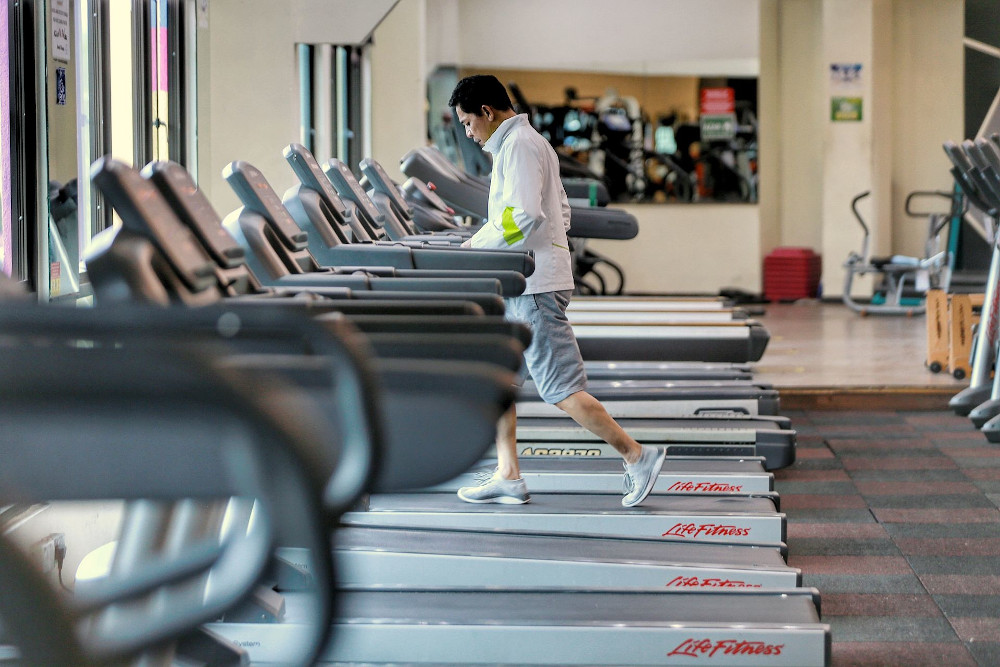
[753,302,964,410]
[752,303,1000,666]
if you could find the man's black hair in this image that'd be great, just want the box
[448,75,513,116]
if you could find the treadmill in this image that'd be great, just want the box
[88,158,795,474]
[344,491,785,547]
[326,526,798,589]
[136,159,790,429]
[206,587,828,666]
[83,164,826,667]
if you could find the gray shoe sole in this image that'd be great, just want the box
[456,491,531,505]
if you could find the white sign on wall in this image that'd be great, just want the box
[51,0,70,63]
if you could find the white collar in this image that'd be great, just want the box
[482,113,529,154]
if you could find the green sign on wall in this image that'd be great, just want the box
[831,97,863,122]
[700,113,737,141]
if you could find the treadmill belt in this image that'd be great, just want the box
[335,526,788,569]
[332,589,821,626]
[365,493,777,514]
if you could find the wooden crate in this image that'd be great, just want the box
[948,293,983,380]
[925,290,949,374]
[926,291,983,379]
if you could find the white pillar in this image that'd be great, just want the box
[819,0,893,298]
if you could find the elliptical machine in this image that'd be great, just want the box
[842,190,952,315]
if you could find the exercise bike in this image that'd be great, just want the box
[842,190,953,316]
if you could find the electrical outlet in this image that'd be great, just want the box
[31,533,66,574]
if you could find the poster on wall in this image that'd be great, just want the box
[51,0,70,63]
[830,63,863,122]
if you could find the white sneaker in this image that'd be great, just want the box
[457,470,530,504]
[622,446,666,507]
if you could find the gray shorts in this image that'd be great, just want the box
[504,290,588,404]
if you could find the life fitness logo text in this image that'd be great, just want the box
[662,523,751,539]
[668,639,784,659]
[666,576,761,589]
[667,481,744,493]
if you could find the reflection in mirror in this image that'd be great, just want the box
[431,68,757,205]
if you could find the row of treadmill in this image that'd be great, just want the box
[0,142,831,665]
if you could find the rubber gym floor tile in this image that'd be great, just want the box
[841,456,959,471]
[873,507,1000,523]
[794,447,837,460]
[827,443,944,457]
[852,480,980,495]
[815,426,919,438]
[933,595,1000,617]
[787,555,913,575]
[948,617,1000,642]
[906,556,1000,576]
[882,522,1000,539]
[962,468,1000,480]
[827,615,958,642]
[821,593,942,617]
[919,575,1000,595]
[847,468,970,482]
[864,494,996,509]
[801,573,927,594]
[786,538,901,557]
[925,432,995,445]
[948,457,1000,469]
[971,481,1000,494]
[781,495,869,510]
[786,523,888,539]
[831,641,977,667]
[773,481,858,495]
[986,493,1000,509]
[807,411,907,424]
[782,508,877,523]
[785,458,848,471]
[826,437,938,451]
[944,447,1000,458]
[904,414,981,430]
[895,537,1000,556]
[965,642,1000,667]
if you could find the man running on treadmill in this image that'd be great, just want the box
[450,74,665,507]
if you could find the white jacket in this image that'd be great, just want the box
[467,114,575,295]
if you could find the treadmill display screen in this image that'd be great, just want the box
[325,159,385,225]
[360,158,410,215]
[90,158,215,290]
[283,143,350,218]
[143,162,245,267]
[223,161,309,250]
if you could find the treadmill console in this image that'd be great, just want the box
[324,159,387,229]
[359,158,412,218]
[283,143,352,221]
[90,157,216,291]
[223,161,310,251]
[402,177,453,214]
[142,161,245,269]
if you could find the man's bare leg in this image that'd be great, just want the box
[495,404,521,479]
[555,390,643,463]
